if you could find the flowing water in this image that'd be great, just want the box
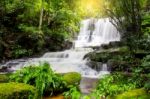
[0,18,120,79]
[75,18,120,48]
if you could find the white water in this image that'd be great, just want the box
[75,18,120,47]
[0,18,120,78]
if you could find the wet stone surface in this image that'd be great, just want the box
[80,77,98,94]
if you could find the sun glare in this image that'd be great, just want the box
[80,0,105,16]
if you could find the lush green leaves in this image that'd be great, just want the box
[10,62,65,98]
[0,0,81,60]
[63,86,81,99]
[92,73,142,98]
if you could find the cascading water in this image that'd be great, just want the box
[75,18,120,47]
[0,18,120,78]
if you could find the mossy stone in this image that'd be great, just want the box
[63,72,81,86]
[0,74,9,83]
[115,88,150,99]
[0,82,38,99]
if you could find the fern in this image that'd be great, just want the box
[10,62,65,98]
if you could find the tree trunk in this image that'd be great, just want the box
[39,0,44,32]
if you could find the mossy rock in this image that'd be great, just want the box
[85,52,111,62]
[134,50,150,59]
[63,72,81,86]
[0,82,38,99]
[0,74,10,83]
[85,47,130,63]
[114,88,150,99]
[118,46,129,53]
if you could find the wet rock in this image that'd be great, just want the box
[86,61,103,71]
[101,41,122,49]
[0,66,14,73]
[0,66,8,72]
[63,40,73,50]
[134,51,150,59]
[80,77,98,94]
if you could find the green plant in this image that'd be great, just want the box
[10,62,65,98]
[12,45,33,58]
[141,55,150,70]
[142,12,150,36]
[0,82,37,99]
[134,37,150,51]
[144,82,150,93]
[63,86,81,99]
[92,73,138,98]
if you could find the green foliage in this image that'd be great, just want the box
[138,54,150,91]
[134,54,150,75]
[141,55,150,69]
[10,62,65,98]
[0,0,81,59]
[144,82,150,93]
[92,73,142,98]
[0,82,37,99]
[62,72,82,99]
[12,45,33,58]
[63,72,81,86]
[133,37,150,51]
[63,86,81,99]
[106,0,147,35]
[105,0,149,52]
[142,12,150,36]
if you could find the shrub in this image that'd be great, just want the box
[12,45,33,58]
[134,37,150,51]
[10,62,65,98]
[141,55,150,73]
[92,73,138,98]
[144,82,150,93]
[62,72,82,99]
[0,82,37,99]
[63,72,81,86]
[63,86,81,99]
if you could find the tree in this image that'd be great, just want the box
[104,0,148,51]
[39,0,44,33]
[105,0,147,37]
[0,0,81,59]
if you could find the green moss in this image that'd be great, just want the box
[115,88,150,99]
[86,47,130,63]
[0,74,9,83]
[0,82,38,99]
[63,72,81,86]
[118,46,129,53]
[86,52,111,62]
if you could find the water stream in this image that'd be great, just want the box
[0,18,120,79]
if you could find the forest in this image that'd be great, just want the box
[0,0,150,99]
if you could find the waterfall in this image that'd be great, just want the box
[0,18,120,78]
[101,64,108,71]
[75,18,120,48]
